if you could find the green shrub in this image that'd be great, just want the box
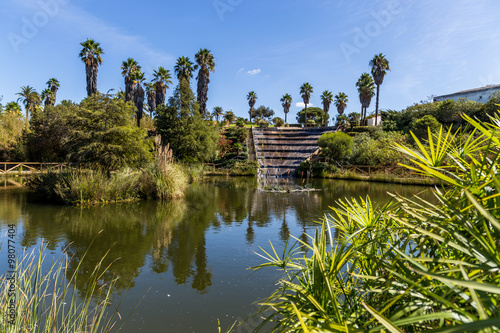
[318,132,353,163]
[410,114,440,138]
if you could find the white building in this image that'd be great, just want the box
[434,84,500,103]
[366,115,382,126]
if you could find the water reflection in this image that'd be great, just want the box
[0,177,436,324]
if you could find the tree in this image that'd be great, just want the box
[356,73,375,125]
[369,53,390,125]
[280,93,292,124]
[195,49,215,117]
[273,117,285,127]
[156,80,218,163]
[318,132,353,163]
[335,114,349,130]
[247,91,257,123]
[153,67,172,107]
[67,94,152,170]
[46,78,60,104]
[251,105,275,122]
[79,39,104,96]
[121,58,141,102]
[145,82,156,118]
[41,88,55,106]
[320,90,333,127]
[224,111,236,124]
[5,102,22,117]
[300,82,313,127]
[296,107,328,127]
[17,85,40,130]
[410,114,440,139]
[348,112,361,130]
[132,71,146,127]
[334,92,348,117]
[212,106,224,122]
[174,56,196,83]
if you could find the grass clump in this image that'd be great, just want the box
[0,243,120,332]
[252,113,500,332]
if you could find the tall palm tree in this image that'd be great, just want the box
[212,106,224,122]
[300,82,313,127]
[79,39,104,96]
[280,93,292,125]
[132,71,146,127]
[334,92,349,118]
[46,78,60,103]
[41,88,55,106]
[121,58,141,102]
[17,85,40,130]
[356,73,375,125]
[145,82,156,118]
[152,67,172,107]
[247,91,257,123]
[369,53,390,125]
[174,56,196,83]
[320,90,333,127]
[195,49,215,117]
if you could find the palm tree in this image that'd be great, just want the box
[247,91,257,123]
[145,82,156,118]
[5,102,22,117]
[195,49,215,117]
[369,53,390,125]
[320,90,334,127]
[79,39,104,96]
[334,92,349,117]
[280,93,292,124]
[121,58,141,102]
[300,82,313,127]
[46,78,60,103]
[212,106,224,122]
[356,73,375,125]
[17,85,40,130]
[174,56,196,83]
[152,67,172,107]
[132,71,146,127]
[41,88,55,106]
[224,111,236,124]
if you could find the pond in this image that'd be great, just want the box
[0,177,434,332]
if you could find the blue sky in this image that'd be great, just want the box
[2,0,500,122]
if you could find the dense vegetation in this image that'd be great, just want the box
[253,113,500,332]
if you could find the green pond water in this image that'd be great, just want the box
[0,177,434,332]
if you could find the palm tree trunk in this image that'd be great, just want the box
[375,84,380,126]
[285,112,287,125]
[324,110,327,127]
[304,104,308,128]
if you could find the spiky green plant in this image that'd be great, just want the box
[253,112,500,332]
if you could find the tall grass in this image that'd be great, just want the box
[0,242,120,332]
[252,113,500,332]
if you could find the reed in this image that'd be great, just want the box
[0,242,120,332]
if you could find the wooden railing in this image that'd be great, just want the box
[339,165,421,177]
[0,162,69,174]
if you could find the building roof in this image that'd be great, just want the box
[437,84,500,98]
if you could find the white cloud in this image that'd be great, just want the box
[247,68,261,75]
[296,102,314,108]
[237,67,245,74]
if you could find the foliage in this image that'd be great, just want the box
[24,104,73,162]
[273,117,285,127]
[0,243,120,332]
[297,161,338,177]
[410,114,441,139]
[251,105,275,121]
[350,131,409,166]
[0,111,24,161]
[347,112,361,129]
[296,107,329,127]
[318,132,353,163]
[66,94,153,170]
[253,112,500,332]
[155,81,218,163]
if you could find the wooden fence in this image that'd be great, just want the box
[339,165,421,177]
[0,162,69,174]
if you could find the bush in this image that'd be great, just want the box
[350,131,409,166]
[410,114,440,138]
[318,132,353,163]
[298,161,338,177]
